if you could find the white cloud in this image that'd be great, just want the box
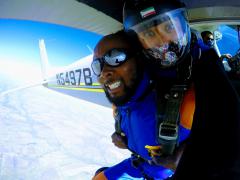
[0,84,130,180]
[0,60,42,83]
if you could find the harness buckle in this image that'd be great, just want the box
[158,122,178,155]
[159,122,178,141]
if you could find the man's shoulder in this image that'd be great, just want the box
[201,48,219,58]
[192,48,221,69]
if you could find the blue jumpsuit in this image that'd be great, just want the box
[104,73,191,180]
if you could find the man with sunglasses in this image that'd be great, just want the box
[201,30,232,60]
[201,31,215,49]
[123,0,240,179]
[91,30,194,180]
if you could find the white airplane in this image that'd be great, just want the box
[38,39,111,107]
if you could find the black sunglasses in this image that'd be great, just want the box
[91,48,134,76]
[207,37,214,41]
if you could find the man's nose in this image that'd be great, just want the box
[99,64,114,81]
[156,30,170,45]
[148,34,167,48]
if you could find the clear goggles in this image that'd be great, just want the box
[130,8,190,67]
[91,48,134,76]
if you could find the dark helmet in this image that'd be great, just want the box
[123,0,191,68]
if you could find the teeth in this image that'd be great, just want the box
[108,81,121,90]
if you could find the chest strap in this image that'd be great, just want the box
[113,82,191,162]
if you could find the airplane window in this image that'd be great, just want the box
[217,25,240,57]
[216,25,240,95]
[191,24,240,95]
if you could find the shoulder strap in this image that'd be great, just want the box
[155,83,188,155]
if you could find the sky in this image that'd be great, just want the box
[0,19,102,89]
[0,19,102,67]
[217,25,239,55]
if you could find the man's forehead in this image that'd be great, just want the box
[94,35,130,57]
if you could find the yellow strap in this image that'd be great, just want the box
[145,145,162,157]
[145,145,161,150]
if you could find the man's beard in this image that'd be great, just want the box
[104,68,142,106]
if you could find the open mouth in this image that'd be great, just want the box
[105,80,121,90]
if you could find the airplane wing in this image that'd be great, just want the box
[77,0,240,24]
[0,1,240,43]
[0,0,122,36]
[1,0,239,36]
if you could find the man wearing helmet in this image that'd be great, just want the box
[137,15,186,66]
[123,0,240,179]
[124,0,190,68]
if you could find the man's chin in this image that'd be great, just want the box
[105,92,128,106]
[103,72,141,106]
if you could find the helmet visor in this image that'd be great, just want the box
[130,8,190,67]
